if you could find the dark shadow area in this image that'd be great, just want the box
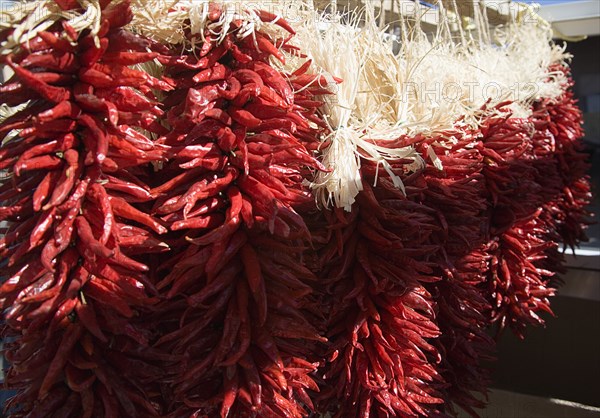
[491,295,600,407]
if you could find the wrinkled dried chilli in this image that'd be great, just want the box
[0,1,173,416]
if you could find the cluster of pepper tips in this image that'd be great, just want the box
[0,1,592,418]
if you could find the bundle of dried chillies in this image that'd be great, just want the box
[0,1,174,416]
[310,179,446,417]
[138,6,332,416]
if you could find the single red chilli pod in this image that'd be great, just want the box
[75,216,114,259]
[256,10,296,34]
[167,143,220,160]
[38,323,84,397]
[253,33,286,64]
[291,59,312,77]
[221,365,239,418]
[218,76,241,100]
[15,140,60,164]
[293,74,340,88]
[193,63,228,83]
[102,51,159,65]
[37,30,76,52]
[110,249,149,272]
[42,149,81,210]
[171,213,225,231]
[109,195,167,234]
[240,243,268,326]
[78,114,108,163]
[103,177,152,201]
[13,155,63,173]
[7,56,71,103]
[88,182,114,245]
[149,168,205,197]
[33,170,61,211]
[29,208,56,249]
[74,299,108,342]
[232,68,265,88]
[185,215,241,246]
[78,67,114,87]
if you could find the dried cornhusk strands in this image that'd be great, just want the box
[291,7,426,211]
[294,17,366,210]
[128,0,300,48]
[1,0,103,53]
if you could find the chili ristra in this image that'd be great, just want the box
[0,1,175,416]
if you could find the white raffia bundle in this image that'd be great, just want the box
[291,11,366,210]
[393,1,568,128]
[291,6,426,210]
